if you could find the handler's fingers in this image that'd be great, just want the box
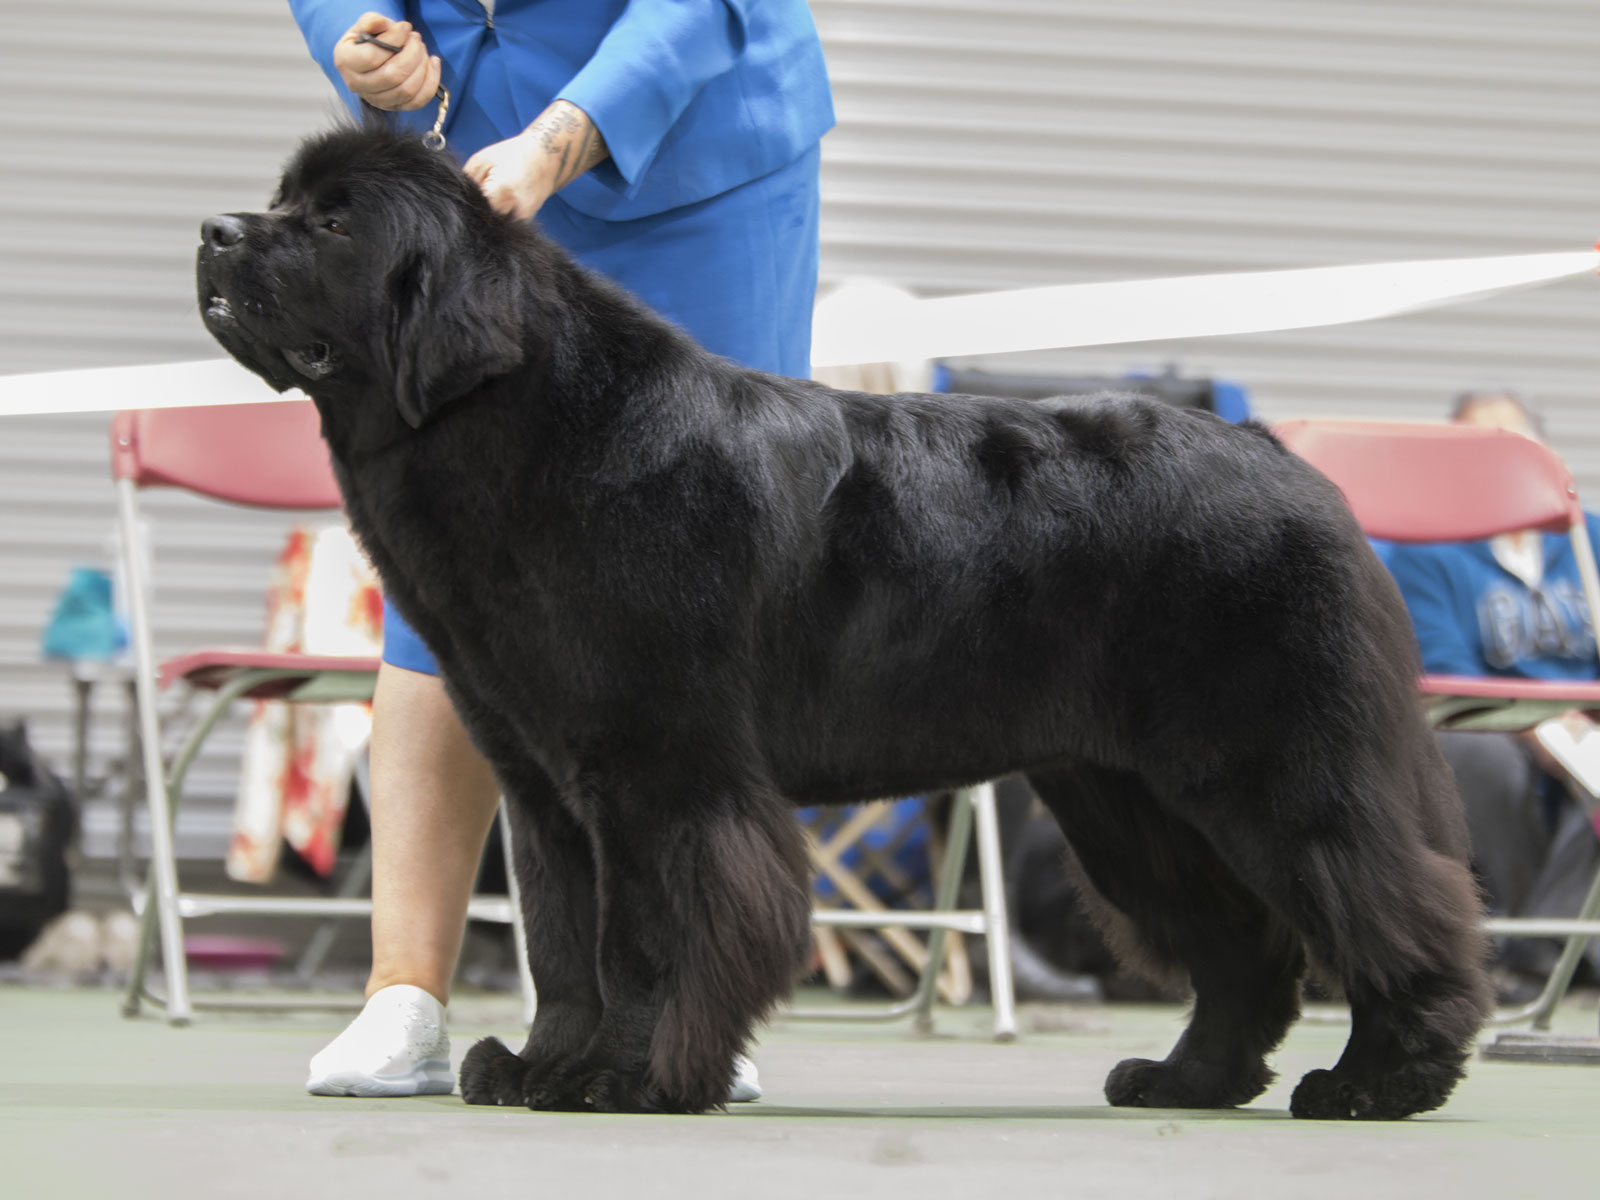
[462,149,491,183]
[356,27,422,81]
[420,54,443,106]
[467,171,518,219]
[476,174,515,214]
[335,17,413,76]
[469,169,529,219]
[366,49,441,112]
[352,12,404,39]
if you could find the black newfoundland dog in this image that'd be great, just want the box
[198,125,1490,1119]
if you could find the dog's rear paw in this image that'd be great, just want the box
[1105,1056,1272,1110]
[459,1037,526,1107]
[1289,1067,1445,1120]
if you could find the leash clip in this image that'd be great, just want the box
[355,30,449,152]
[422,86,450,151]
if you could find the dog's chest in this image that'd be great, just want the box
[342,449,570,661]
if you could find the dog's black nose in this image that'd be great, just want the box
[202,214,246,249]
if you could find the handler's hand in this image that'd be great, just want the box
[333,13,441,112]
[463,130,560,221]
[464,101,610,220]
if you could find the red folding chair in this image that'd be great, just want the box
[112,401,532,1025]
[1278,418,1600,1036]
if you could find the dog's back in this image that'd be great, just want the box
[733,384,1405,803]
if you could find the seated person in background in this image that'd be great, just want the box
[1384,388,1600,991]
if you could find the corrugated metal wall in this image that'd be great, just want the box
[2,0,1597,856]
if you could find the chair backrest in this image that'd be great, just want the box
[1275,418,1581,543]
[110,401,341,510]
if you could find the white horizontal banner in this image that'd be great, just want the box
[0,247,1594,418]
[0,357,304,419]
[809,248,1600,368]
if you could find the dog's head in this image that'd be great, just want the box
[197,123,528,431]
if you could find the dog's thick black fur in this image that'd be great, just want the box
[198,125,1492,1119]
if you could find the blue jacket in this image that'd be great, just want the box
[1384,516,1600,681]
[288,0,834,220]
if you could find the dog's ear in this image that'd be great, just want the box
[386,251,525,429]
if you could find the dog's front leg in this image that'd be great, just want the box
[457,755,604,1107]
[526,768,812,1114]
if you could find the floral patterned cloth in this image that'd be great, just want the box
[225,524,382,883]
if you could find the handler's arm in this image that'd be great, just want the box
[463,101,611,220]
[464,1,749,218]
[554,0,750,188]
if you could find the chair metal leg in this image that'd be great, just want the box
[497,800,538,1027]
[970,782,1018,1041]
[1486,861,1600,1029]
[790,784,1018,1041]
[293,843,374,982]
[1531,861,1600,1031]
[130,739,190,1024]
[293,754,375,983]
[909,786,978,1032]
[121,872,162,1017]
[1480,870,1600,1061]
[117,479,191,1025]
[116,682,145,905]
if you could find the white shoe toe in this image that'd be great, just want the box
[728,1052,762,1103]
[305,984,454,1097]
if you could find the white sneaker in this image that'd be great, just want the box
[729,1053,762,1103]
[305,984,454,1097]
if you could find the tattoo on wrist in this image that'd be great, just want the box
[532,101,610,191]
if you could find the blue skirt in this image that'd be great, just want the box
[382,144,822,675]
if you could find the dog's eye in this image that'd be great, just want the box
[321,218,349,237]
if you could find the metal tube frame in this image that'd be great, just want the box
[116,477,195,1025]
[122,661,322,1020]
[1485,861,1600,1030]
[786,783,1017,1042]
[113,488,530,1020]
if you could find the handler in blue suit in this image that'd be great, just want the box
[289,1,833,1099]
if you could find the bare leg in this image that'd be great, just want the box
[364,662,502,1004]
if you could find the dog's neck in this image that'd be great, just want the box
[315,234,723,506]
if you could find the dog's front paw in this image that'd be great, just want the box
[459,1037,526,1107]
[523,1060,638,1112]
[1105,1057,1172,1107]
[523,1060,713,1114]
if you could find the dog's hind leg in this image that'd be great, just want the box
[1290,752,1492,1121]
[456,756,603,1106]
[1162,739,1492,1120]
[527,772,813,1114]
[1029,764,1306,1110]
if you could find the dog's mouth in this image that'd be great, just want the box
[283,342,341,381]
[202,289,340,385]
